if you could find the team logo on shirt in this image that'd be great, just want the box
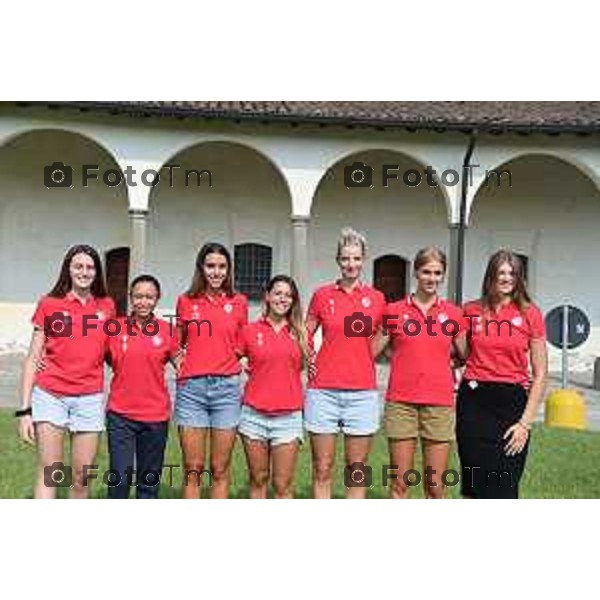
[192,304,200,320]
[257,332,264,347]
[152,335,163,347]
[403,313,409,320]
[224,303,233,314]
[96,311,106,320]
[438,313,448,323]
[121,335,128,352]
[329,299,335,315]
[511,316,523,327]
[361,296,371,308]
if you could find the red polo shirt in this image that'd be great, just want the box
[385,295,465,406]
[307,281,385,390]
[31,293,116,396]
[106,317,179,422]
[238,317,303,413]
[176,292,248,379]
[463,300,546,387]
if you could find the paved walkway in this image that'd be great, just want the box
[2,352,599,431]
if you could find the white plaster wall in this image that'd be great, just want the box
[0,109,599,372]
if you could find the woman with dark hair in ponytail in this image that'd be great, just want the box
[105,274,181,499]
[17,244,115,499]
[175,243,248,499]
[237,275,306,499]
[455,250,548,499]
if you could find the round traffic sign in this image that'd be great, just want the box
[545,305,590,349]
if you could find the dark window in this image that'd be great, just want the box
[105,247,130,317]
[373,254,409,302]
[515,253,529,283]
[234,243,272,300]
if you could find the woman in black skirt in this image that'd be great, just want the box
[455,250,547,498]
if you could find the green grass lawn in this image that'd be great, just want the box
[1,408,599,498]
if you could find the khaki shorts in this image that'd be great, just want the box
[384,401,455,442]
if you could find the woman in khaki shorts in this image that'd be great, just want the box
[373,247,465,499]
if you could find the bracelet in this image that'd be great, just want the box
[15,407,32,418]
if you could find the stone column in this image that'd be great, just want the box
[129,208,148,278]
[447,222,460,303]
[290,214,311,305]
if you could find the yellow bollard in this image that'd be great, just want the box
[545,389,587,430]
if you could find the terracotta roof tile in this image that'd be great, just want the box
[13,101,600,133]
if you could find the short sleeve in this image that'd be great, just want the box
[382,301,400,337]
[238,294,249,327]
[452,306,467,338]
[307,290,322,322]
[175,295,188,327]
[103,297,116,320]
[31,297,48,329]
[527,305,546,340]
[461,301,480,336]
[168,323,181,359]
[372,290,386,329]
[236,324,251,357]
[105,331,117,363]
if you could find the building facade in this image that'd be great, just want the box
[1,101,599,371]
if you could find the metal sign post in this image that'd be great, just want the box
[545,304,591,388]
[544,305,590,431]
[562,304,569,389]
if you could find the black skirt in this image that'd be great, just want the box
[456,380,529,499]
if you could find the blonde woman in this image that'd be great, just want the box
[305,228,385,499]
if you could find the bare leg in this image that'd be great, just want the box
[344,435,373,499]
[34,422,65,499]
[178,426,208,499]
[271,441,300,499]
[422,440,450,499]
[70,431,100,499]
[310,433,337,499]
[241,436,270,499]
[388,438,417,499]
[209,428,237,499]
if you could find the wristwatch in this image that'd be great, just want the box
[15,407,32,418]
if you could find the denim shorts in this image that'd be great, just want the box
[238,404,304,446]
[175,374,242,429]
[305,388,381,435]
[31,385,105,432]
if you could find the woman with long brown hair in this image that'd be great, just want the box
[17,244,115,499]
[455,249,547,499]
[237,275,306,499]
[175,242,248,499]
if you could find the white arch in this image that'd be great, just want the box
[0,125,130,207]
[467,149,600,223]
[313,147,453,222]
[149,139,293,213]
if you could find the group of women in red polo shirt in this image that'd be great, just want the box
[17,229,547,499]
